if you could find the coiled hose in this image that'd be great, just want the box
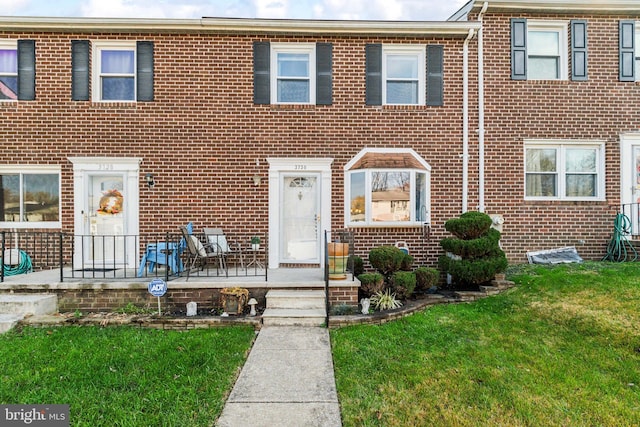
[603,213,638,262]
[2,250,33,276]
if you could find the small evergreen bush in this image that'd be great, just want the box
[348,255,364,276]
[357,272,385,298]
[444,211,492,240]
[415,267,439,293]
[369,246,412,279]
[391,271,416,300]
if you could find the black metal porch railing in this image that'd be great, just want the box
[1,230,268,283]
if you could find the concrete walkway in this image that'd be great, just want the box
[216,327,342,427]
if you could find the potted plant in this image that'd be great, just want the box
[251,236,261,251]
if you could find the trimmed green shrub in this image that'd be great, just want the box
[415,267,439,293]
[391,271,416,300]
[369,246,412,278]
[444,211,492,240]
[439,211,507,288]
[440,228,502,259]
[357,272,385,298]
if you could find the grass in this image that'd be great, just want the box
[331,262,640,427]
[0,325,255,426]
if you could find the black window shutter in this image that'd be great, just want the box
[253,41,270,104]
[17,39,35,100]
[511,18,527,80]
[71,40,90,101]
[316,43,332,105]
[619,20,636,82]
[426,45,444,106]
[136,41,154,102]
[365,44,382,105]
[571,20,588,81]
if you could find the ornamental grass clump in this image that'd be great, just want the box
[369,289,403,311]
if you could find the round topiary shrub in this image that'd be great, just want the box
[415,267,439,293]
[357,272,385,298]
[391,270,416,300]
[368,246,411,278]
[444,211,493,240]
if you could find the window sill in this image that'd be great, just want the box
[523,199,607,205]
[269,104,322,110]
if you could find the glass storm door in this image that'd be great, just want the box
[83,174,126,265]
[281,175,320,263]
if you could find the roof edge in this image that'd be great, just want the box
[0,16,480,35]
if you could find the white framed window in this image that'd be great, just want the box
[0,166,61,228]
[345,148,430,226]
[524,140,605,201]
[0,40,18,101]
[383,45,425,105]
[271,43,316,104]
[528,21,568,80]
[92,41,136,102]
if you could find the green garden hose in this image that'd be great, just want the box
[2,250,33,276]
[603,213,638,262]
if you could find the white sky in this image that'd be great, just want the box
[0,0,471,21]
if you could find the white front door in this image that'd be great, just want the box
[70,157,140,269]
[281,175,320,263]
[620,134,640,235]
[267,158,333,269]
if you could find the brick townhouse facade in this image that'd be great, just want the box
[0,0,639,275]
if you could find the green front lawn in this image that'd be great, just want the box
[332,262,640,426]
[0,325,255,426]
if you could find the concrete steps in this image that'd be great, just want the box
[262,290,326,327]
[0,294,57,334]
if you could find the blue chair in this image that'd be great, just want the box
[137,241,183,277]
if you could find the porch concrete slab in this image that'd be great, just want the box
[217,326,341,427]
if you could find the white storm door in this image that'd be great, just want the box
[70,157,140,269]
[281,175,320,263]
[84,174,126,265]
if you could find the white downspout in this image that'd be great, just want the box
[462,28,475,213]
[477,1,488,213]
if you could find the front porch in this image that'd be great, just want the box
[0,267,360,317]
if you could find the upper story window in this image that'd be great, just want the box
[366,44,443,106]
[0,166,61,228]
[345,148,431,227]
[0,39,35,101]
[511,20,569,81]
[383,46,425,105]
[271,43,316,104]
[253,41,332,106]
[524,140,604,201]
[73,40,153,102]
[93,42,136,101]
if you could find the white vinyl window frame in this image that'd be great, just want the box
[382,45,426,105]
[270,43,316,105]
[92,41,137,102]
[0,165,62,229]
[524,140,605,201]
[527,20,569,81]
[0,39,18,102]
[344,148,431,227]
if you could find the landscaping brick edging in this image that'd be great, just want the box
[328,278,516,328]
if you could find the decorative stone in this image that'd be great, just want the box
[360,298,370,315]
[186,301,197,317]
